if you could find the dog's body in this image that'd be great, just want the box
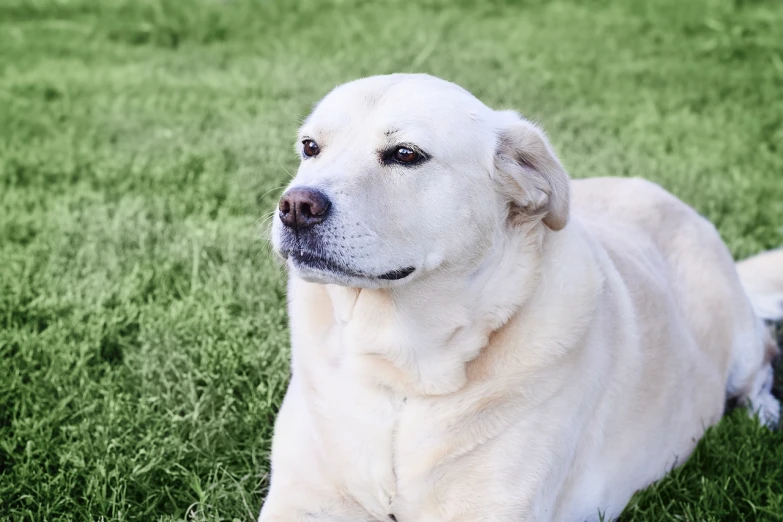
[262,74,782,521]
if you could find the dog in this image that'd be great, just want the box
[262,73,783,521]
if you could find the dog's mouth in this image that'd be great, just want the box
[286,249,415,282]
[376,266,416,281]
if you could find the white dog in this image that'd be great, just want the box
[262,74,782,522]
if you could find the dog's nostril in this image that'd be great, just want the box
[306,198,329,217]
[279,199,291,215]
[300,202,312,217]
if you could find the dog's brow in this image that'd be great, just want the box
[384,129,400,137]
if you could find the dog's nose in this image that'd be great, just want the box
[278,187,331,229]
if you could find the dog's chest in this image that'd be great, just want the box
[293,282,511,519]
[312,369,406,519]
[306,349,453,520]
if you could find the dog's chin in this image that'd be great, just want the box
[285,254,416,289]
[289,261,376,287]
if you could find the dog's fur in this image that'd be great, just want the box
[262,74,783,521]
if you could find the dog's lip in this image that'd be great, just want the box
[377,266,416,280]
[285,249,415,281]
[289,250,364,278]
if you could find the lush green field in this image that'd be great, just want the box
[2,0,783,520]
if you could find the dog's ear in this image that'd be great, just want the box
[493,112,570,231]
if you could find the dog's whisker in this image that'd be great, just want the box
[258,184,288,204]
[278,161,296,180]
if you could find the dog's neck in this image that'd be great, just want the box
[321,224,550,396]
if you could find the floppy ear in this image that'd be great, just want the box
[493,112,570,231]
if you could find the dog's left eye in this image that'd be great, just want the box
[381,144,428,166]
[389,146,428,166]
[393,146,418,163]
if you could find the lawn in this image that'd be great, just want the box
[1,0,783,520]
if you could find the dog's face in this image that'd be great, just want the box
[271,74,570,288]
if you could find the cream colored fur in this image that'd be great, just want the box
[737,248,783,321]
[262,74,782,522]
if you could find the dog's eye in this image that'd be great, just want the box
[380,144,429,166]
[392,146,419,164]
[302,139,320,157]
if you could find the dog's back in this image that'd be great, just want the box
[572,177,779,425]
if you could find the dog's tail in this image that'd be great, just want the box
[735,249,782,427]
[737,248,783,323]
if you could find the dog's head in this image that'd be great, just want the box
[271,74,569,288]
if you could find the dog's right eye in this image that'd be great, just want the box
[302,139,320,157]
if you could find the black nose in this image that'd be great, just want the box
[278,187,331,229]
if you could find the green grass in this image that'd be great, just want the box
[1,0,782,520]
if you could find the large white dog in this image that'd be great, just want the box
[263,74,783,521]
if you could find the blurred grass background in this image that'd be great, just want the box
[1,0,783,520]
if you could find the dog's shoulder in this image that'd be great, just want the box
[571,177,693,225]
